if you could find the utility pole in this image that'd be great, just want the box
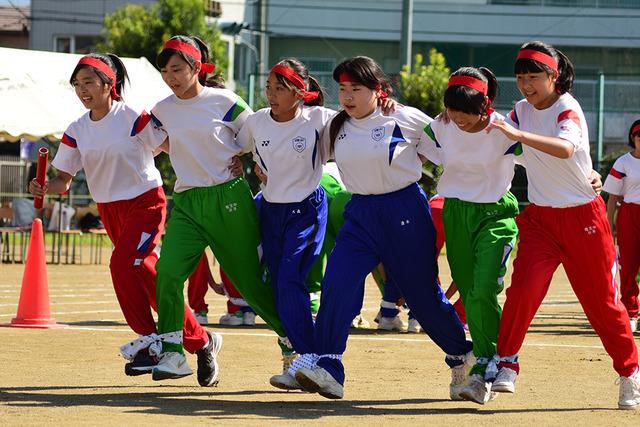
[400,0,413,70]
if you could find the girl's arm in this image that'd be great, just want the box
[488,119,575,159]
[29,171,73,197]
[606,194,622,236]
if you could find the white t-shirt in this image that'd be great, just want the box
[236,106,335,203]
[327,107,432,195]
[420,112,519,203]
[151,87,252,193]
[603,152,640,204]
[322,161,345,188]
[508,93,595,208]
[52,102,164,203]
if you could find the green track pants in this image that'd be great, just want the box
[443,192,518,376]
[156,177,285,353]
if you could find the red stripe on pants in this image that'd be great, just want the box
[617,202,640,318]
[187,253,211,313]
[98,187,207,353]
[497,197,638,377]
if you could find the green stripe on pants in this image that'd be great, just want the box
[443,192,518,375]
[156,177,285,353]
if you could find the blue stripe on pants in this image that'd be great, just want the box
[314,183,472,384]
[261,186,328,354]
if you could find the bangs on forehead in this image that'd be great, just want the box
[514,57,553,75]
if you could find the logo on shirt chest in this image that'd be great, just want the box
[261,140,270,147]
[371,126,386,142]
[292,136,306,153]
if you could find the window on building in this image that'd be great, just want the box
[54,36,71,53]
[75,36,98,54]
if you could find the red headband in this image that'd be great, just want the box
[632,124,640,136]
[163,39,216,76]
[271,65,319,103]
[517,49,558,72]
[338,72,388,98]
[77,56,120,100]
[448,75,488,95]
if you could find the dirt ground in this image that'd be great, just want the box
[1,254,639,426]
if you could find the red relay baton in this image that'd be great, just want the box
[34,147,49,209]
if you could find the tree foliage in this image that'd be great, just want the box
[398,49,450,118]
[98,0,228,193]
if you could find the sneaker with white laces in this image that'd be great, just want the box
[295,366,344,399]
[196,331,223,386]
[407,318,421,333]
[617,373,640,410]
[492,367,517,393]
[351,314,370,329]
[219,311,243,326]
[243,311,256,326]
[460,374,493,404]
[377,316,405,332]
[152,352,193,381]
[630,317,638,333]
[193,310,208,325]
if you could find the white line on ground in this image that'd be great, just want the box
[59,326,606,350]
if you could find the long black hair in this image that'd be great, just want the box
[157,35,224,87]
[514,40,574,94]
[273,58,324,107]
[444,67,498,116]
[329,56,392,154]
[69,53,129,100]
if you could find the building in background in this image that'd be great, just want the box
[0,5,30,48]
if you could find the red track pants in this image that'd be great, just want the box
[98,187,208,353]
[187,253,211,313]
[617,202,640,318]
[497,197,638,377]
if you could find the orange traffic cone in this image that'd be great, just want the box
[5,219,66,328]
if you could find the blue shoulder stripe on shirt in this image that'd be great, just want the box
[150,112,163,127]
[311,130,319,170]
[509,109,519,126]
[389,123,405,165]
[255,146,268,172]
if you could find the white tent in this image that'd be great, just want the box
[0,47,172,142]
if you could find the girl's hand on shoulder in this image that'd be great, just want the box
[486,119,522,141]
[435,110,450,124]
[380,98,402,115]
[229,156,244,177]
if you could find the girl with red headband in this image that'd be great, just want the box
[28,53,214,381]
[149,35,289,383]
[603,119,640,334]
[235,58,333,390]
[420,66,520,404]
[294,56,473,400]
[488,40,640,409]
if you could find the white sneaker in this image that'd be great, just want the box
[193,310,208,325]
[460,374,493,405]
[270,372,302,390]
[407,318,421,333]
[295,366,344,399]
[617,373,640,410]
[449,351,474,400]
[492,367,517,393]
[219,311,243,326]
[152,352,193,381]
[243,311,256,326]
[351,314,370,329]
[630,317,638,333]
[377,316,405,332]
